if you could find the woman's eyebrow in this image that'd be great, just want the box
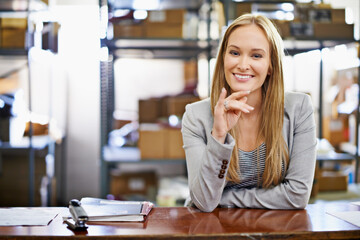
[228,45,266,53]
[227,44,239,49]
[252,48,266,53]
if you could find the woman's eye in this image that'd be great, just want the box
[230,50,239,56]
[253,53,262,58]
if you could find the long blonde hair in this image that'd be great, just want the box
[210,14,289,188]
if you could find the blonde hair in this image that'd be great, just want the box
[210,13,289,188]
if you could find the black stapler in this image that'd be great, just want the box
[64,199,89,231]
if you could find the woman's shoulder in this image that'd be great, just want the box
[182,97,212,133]
[284,91,314,116]
[285,92,312,107]
[183,97,212,124]
[185,97,211,113]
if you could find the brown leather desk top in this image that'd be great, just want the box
[0,201,359,239]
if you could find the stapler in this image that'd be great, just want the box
[64,199,88,231]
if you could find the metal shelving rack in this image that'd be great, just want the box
[99,0,215,198]
[0,4,36,206]
[0,0,58,206]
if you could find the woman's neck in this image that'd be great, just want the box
[240,88,262,120]
[236,88,263,151]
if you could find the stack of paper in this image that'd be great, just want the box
[63,197,154,222]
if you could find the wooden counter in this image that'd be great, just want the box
[0,201,359,239]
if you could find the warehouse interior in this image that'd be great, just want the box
[0,0,359,207]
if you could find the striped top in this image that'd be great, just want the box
[225,143,267,190]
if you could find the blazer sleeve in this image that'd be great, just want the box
[181,103,236,212]
[219,94,317,209]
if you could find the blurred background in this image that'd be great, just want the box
[0,0,359,207]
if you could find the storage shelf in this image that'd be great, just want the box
[283,39,356,55]
[0,49,27,56]
[103,146,185,164]
[103,38,218,59]
[108,0,205,11]
[0,136,51,151]
[317,152,355,162]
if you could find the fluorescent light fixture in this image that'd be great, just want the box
[275,10,285,20]
[295,0,312,3]
[281,3,294,12]
[169,115,179,127]
[285,12,294,21]
[113,9,131,18]
[134,10,148,20]
[133,0,159,10]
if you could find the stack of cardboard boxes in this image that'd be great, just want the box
[0,17,27,49]
[235,2,353,40]
[113,9,187,39]
[138,95,200,160]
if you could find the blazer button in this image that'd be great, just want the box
[221,165,227,169]
[218,174,224,179]
[222,160,228,165]
[220,169,225,174]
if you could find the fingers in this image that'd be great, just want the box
[223,90,254,113]
[216,88,228,111]
[228,90,251,101]
[236,97,254,113]
[218,87,227,103]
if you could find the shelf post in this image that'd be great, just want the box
[356,56,360,183]
[318,42,324,139]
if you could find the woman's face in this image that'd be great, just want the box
[224,24,271,93]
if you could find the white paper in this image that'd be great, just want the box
[351,201,360,206]
[327,211,360,228]
[0,207,66,226]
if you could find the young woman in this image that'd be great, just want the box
[181,14,317,212]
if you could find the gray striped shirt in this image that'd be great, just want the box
[225,143,266,190]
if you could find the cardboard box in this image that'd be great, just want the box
[144,22,183,39]
[0,117,10,141]
[138,98,162,123]
[184,60,198,86]
[1,28,26,48]
[0,154,46,206]
[323,116,349,146]
[113,22,145,38]
[314,23,353,39]
[139,96,200,122]
[310,163,320,197]
[318,170,348,191]
[1,18,27,29]
[138,127,166,159]
[290,22,314,38]
[138,126,184,159]
[110,171,157,199]
[144,10,185,38]
[162,96,200,117]
[145,9,185,24]
[166,128,185,159]
[331,9,346,23]
[273,20,291,38]
[308,8,332,22]
[236,3,252,18]
[24,122,49,136]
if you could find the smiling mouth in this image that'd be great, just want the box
[234,74,253,81]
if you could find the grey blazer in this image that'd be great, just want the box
[181,92,317,212]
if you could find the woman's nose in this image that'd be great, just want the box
[237,56,250,71]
